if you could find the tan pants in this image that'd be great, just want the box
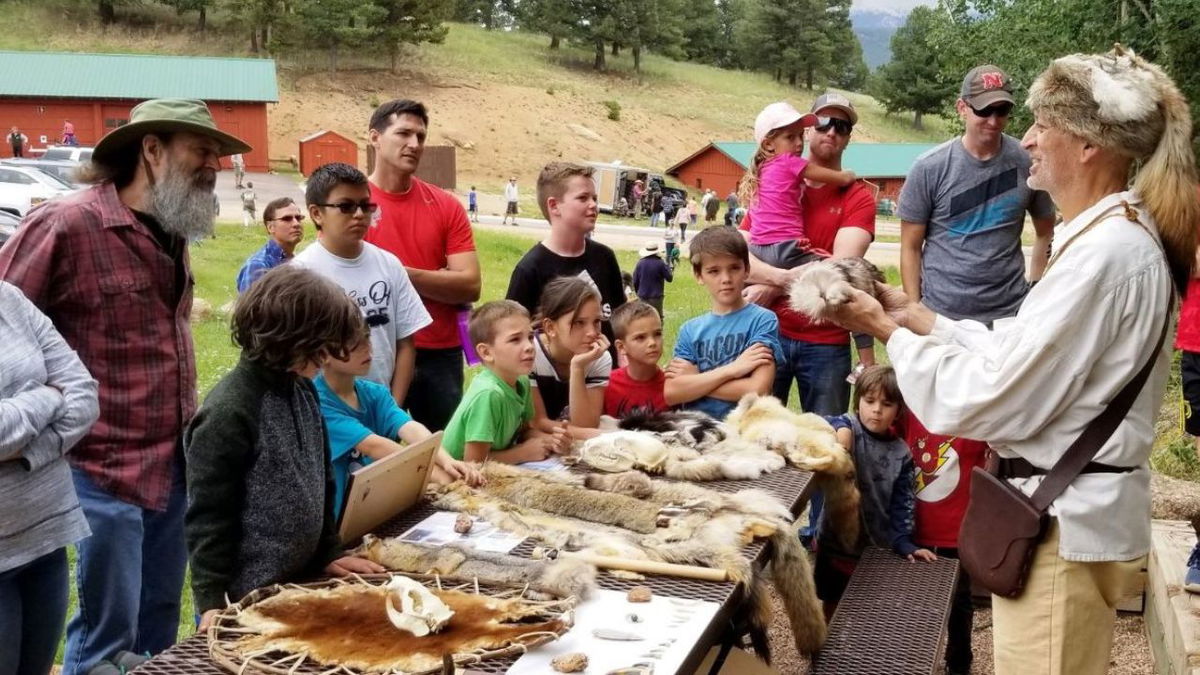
[992,520,1144,675]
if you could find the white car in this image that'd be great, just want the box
[42,146,95,163]
[0,165,76,216]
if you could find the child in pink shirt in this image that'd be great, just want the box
[741,101,856,272]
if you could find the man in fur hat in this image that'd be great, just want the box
[830,46,1198,674]
[0,98,249,674]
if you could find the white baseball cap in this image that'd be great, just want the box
[754,102,818,144]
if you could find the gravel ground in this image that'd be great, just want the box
[760,589,1153,674]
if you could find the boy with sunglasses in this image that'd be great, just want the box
[236,197,306,293]
[295,162,431,408]
[895,65,1056,675]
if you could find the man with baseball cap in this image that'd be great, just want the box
[741,91,879,546]
[832,46,1197,674]
[894,64,1056,675]
[0,98,249,674]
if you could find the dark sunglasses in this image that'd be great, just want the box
[271,214,305,223]
[814,117,854,136]
[315,200,378,215]
[971,103,1014,118]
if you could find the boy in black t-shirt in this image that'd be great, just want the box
[505,162,625,353]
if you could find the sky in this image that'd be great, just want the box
[851,0,935,13]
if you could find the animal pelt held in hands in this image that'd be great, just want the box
[354,535,597,600]
[787,257,885,323]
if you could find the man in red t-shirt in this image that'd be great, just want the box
[743,92,877,412]
[741,92,877,546]
[365,99,481,431]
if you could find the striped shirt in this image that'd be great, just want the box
[0,281,99,572]
[0,182,196,510]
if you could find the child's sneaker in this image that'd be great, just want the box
[1185,566,1200,594]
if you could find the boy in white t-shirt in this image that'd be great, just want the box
[294,163,431,407]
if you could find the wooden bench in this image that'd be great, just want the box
[810,546,960,675]
[1146,519,1200,675]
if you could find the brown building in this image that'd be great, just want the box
[0,51,278,171]
[666,141,939,204]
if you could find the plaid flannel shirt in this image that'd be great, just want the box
[0,182,196,510]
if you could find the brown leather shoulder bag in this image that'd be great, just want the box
[958,300,1169,598]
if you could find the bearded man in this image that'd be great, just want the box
[0,99,250,674]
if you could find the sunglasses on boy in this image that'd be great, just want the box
[814,117,854,136]
[971,103,1014,118]
[271,214,305,223]
[315,200,378,215]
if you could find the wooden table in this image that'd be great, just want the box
[132,465,814,675]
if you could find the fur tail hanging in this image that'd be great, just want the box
[768,527,826,654]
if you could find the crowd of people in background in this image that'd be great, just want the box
[1,46,1197,675]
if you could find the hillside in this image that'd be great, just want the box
[0,1,951,194]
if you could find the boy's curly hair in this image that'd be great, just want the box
[232,265,365,372]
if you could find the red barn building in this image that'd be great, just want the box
[0,51,278,171]
[666,141,939,204]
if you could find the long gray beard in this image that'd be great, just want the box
[149,164,217,240]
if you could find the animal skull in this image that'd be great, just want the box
[385,577,454,636]
[581,432,669,473]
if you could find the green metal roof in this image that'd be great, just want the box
[711,141,941,178]
[0,51,278,102]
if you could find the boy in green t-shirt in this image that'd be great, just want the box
[443,301,567,463]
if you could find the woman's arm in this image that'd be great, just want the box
[0,382,63,462]
[22,303,100,471]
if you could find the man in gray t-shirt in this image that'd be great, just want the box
[899,65,1056,324]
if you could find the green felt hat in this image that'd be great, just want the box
[93,98,251,165]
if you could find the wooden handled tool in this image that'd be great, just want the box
[551,550,729,582]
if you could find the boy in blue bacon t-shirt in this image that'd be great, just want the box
[664,227,783,420]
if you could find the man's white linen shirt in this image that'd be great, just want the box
[504,182,519,202]
[887,191,1172,562]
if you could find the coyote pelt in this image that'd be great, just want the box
[725,393,861,549]
[580,431,785,481]
[787,256,885,322]
[354,535,596,600]
[431,465,828,654]
[768,527,826,653]
[725,393,853,475]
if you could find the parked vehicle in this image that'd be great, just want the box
[585,161,685,214]
[1,158,85,188]
[0,165,76,216]
[41,145,94,163]
[0,209,20,246]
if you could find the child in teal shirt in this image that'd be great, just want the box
[443,301,567,463]
[315,331,482,518]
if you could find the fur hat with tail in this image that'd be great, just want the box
[1026,44,1198,292]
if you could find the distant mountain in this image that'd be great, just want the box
[851,9,908,69]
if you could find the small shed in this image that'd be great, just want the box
[666,141,939,203]
[299,130,357,176]
[366,144,457,190]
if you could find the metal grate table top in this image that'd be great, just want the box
[810,546,960,675]
[133,465,812,675]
